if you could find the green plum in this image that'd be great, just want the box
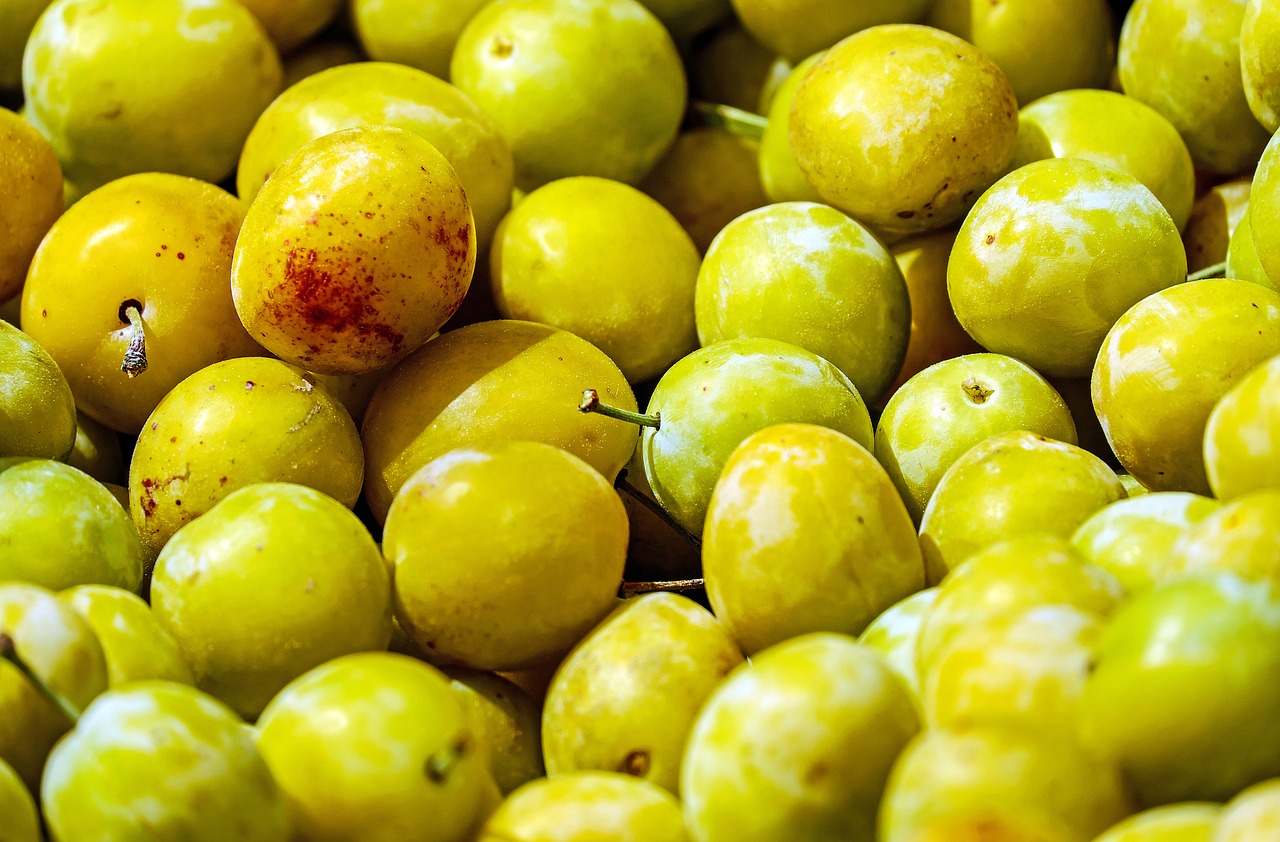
[875,354,1077,523]
[920,431,1123,579]
[0,107,62,303]
[1252,131,1280,283]
[128,357,363,560]
[384,441,627,671]
[639,128,769,253]
[256,652,490,842]
[66,412,123,484]
[477,772,689,842]
[857,588,939,711]
[351,0,489,79]
[1118,473,1150,498]
[703,423,925,654]
[1011,89,1194,231]
[878,725,1133,842]
[1225,211,1277,290]
[0,321,75,460]
[0,757,38,842]
[1215,778,1280,842]
[682,633,919,842]
[22,0,282,192]
[690,24,779,113]
[492,176,699,383]
[1205,354,1280,498]
[0,458,143,592]
[1166,491,1280,584]
[237,61,513,252]
[237,0,344,53]
[1091,804,1220,842]
[41,681,290,841]
[60,585,193,687]
[451,0,686,190]
[758,52,823,203]
[1092,279,1280,494]
[1080,573,1280,805]
[948,158,1186,378]
[637,0,730,38]
[445,668,544,794]
[150,483,392,719]
[893,814,1079,842]
[542,592,742,793]
[1182,177,1251,273]
[0,0,51,90]
[1070,493,1222,593]
[310,366,392,428]
[789,24,1018,237]
[729,0,932,63]
[361,319,638,523]
[1243,0,1280,132]
[0,581,107,791]
[695,202,911,404]
[1118,0,1269,174]
[927,0,1113,105]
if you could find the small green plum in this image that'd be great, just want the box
[1183,177,1252,272]
[0,108,62,302]
[1090,804,1220,842]
[857,588,939,711]
[703,423,925,655]
[542,593,742,793]
[60,585,193,687]
[1166,491,1280,585]
[0,321,76,460]
[1205,354,1280,498]
[1215,778,1280,842]
[351,0,489,79]
[446,668,544,794]
[150,483,393,719]
[1252,131,1280,283]
[66,412,123,484]
[758,52,823,203]
[478,772,689,842]
[682,633,919,842]
[1243,0,1280,132]
[729,0,932,63]
[0,757,39,842]
[1225,211,1277,290]
[237,0,344,53]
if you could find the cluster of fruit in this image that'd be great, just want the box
[3,0,1280,839]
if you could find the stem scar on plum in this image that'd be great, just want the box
[118,298,148,378]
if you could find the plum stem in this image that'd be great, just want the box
[0,632,81,725]
[615,471,701,550]
[690,100,767,141]
[578,389,660,429]
[962,377,994,404]
[619,578,706,598]
[1187,261,1228,282]
[119,302,148,378]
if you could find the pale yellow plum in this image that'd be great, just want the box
[542,593,742,793]
[1205,354,1280,498]
[445,668,544,794]
[1182,177,1251,273]
[758,52,823,203]
[919,431,1125,580]
[690,24,778,113]
[1093,804,1221,842]
[0,321,76,461]
[703,423,925,655]
[0,757,39,842]
[1225,211,1277,290]
[1214,778,1280,842]
[1092,280,1280,494]
[1070,493,1222,593]
[0,108,62,302]
[60,585,193,687]
[1166,491,1280,584]
[1243,0,1280,132]
[858,588,939,709]
[1252,132,1280,282]
[237,0,344,52]
[682,633,919,842]
[351,0,488,79]
[730,0,932,63]
[66,412,123,484]
[477,772,689,842]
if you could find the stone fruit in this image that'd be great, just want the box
[21,172,262,434]
[446,669,544,795]
[237,0,344,52]
[360,319,637,522]
[1252,131,1280,283]
[1205,354,1280,499]
[232,125,475,375]
[478,772,689,842]
[636,0,730,37]
[280,40,362,89]
[703,423,925,654]
[1215,778,1280,842]
[1182,177,1251,273]
[351,0,489,78]
[1092,279,1280,495]
[789,24,1018,236]
[1166,491,1280,585]
[695,201,910,404]
[729,0,932,63]
[256,652,490,842]
[1089,803,1220,842]
[690,25,778,113]
[857,588,939,710]
[0,107,61,303]
[0,0,51,90]
[127,357,363,560]
[66,412,123,485]
[758,52,823,204]
[0,757,38,842]
[1242,0,1280,132]
[60,585,193,687]
[682,633,919,842]
[1225,212,1276,290]
[150,483,392,718]
[0,321,75,460]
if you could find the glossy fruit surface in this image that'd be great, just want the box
[1243,0,1280,132]
[1253,131,1280,283]
[0,321,76,460]
[0,757,39,842]
[446,668,544,794]
[1167,491,1280,585]
[0,108,61,302]
[1205,355,1280,499]
[1091,803,1220,842]
[232,125,475,375]
[478,772,689,842]
[150,483,392,718]
[790,24,1018,236]
[757,52,823,204]
[237,0,344,52]
[1225,212,1277,290]
[351,0,489,78]
[60,585,194,687]
[729,0,932,63]
[703,424,925,654]
[857,588,938,709]
[1215,777,1280,842]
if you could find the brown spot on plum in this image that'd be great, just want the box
[897,211,916,219]
[280,248,404,353]
[177,253,185,260]
[984,234,996,245]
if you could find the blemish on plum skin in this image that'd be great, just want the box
[177,253,185,260]
[279,247,405,352]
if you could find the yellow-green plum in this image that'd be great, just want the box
[1252,132,1280,283]
[21,173,264,434]
[729,0,932,63]
[919,431,1125,578]
[237,0,344,53]
[280,41,363,90]
[879,725,1132,842]
[1089,804,1220,842]
[1215,778,1280,842]
[127,357,363,560]
[690,24,778,113]
[0,0,51,90]
[703,423,925,654]
[875,354,1077,523]
[948,158,1186,378]
[682,633,919,842]
[384,441,627,671]
[1070,493,1222,593]
[1092,280,1280,494]
[1011,89,1194,231]
[1225,211,1277,290]
[256,652,490,842]
[150,483,393,719]
[0,108,61,302]
[0,757,39,842]
[451,0,686,190]
[1205,355,1280,498]
[360,319,638,523]
[21,0,281,192]
[351,0,489,79]
[639,128,769,253]
[60,585,193,687]
[0,581,107,791]
[232,126,475,375]
[1081,573,1280,805]
[477,772,689,842]
[542,593,743,793]
[857,588,939,711]
[1182,177,1251,273]
[1166,491,1280,585]
[41,682,290,842]
[927,0,1113,105]
[492,177,699,383]
[623,338,873,537]
[1243,0,1280,132]
[0,321,75,460]
[237,61,513,252]
[893,813,1080,842]
[0,458,143,592]
[1118,0,1268,175]
[445,668,544,794]
[637,0,730,38]
[66,412,123,484]
[789,25,1018,237]
[758,52,823,203]
[695,202,910,404]
[310,366,392,428]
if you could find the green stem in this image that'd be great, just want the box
[119,302,148,379]
[1188,261,1228,282]
[579,389,661,429]
[690,100,767,142]
[619,578,706,598]
[0,633,81,724]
